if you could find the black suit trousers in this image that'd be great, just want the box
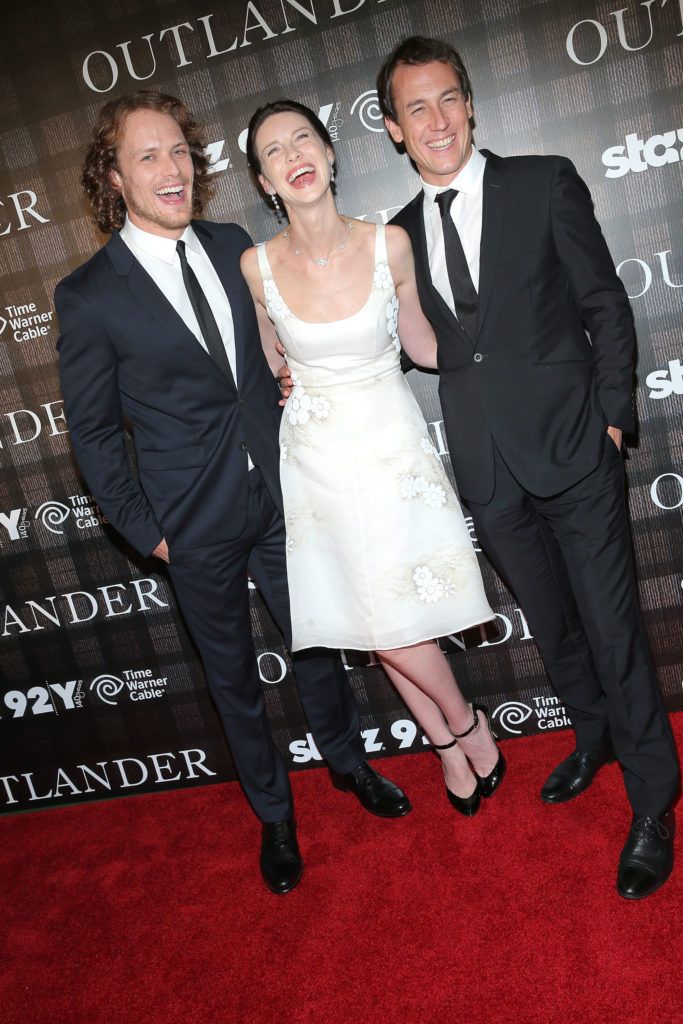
[466,436,679,818]
[167,468,365,822]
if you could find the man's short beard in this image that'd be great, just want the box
[125,191,192,231]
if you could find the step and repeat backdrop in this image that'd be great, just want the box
[1,0,681,812]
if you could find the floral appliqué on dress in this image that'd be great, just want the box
[287,370,331,426]
[413,565,456,604]
[385,295,401,354]
[264,277,293,321]
[374,262,401,355]
[399,474,447,509]
[373,263,392,290]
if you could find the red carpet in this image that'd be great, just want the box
[3,716,683,1024]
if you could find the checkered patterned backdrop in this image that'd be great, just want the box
[1,0,681,811]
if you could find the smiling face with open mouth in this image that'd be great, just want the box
[110,108,195,238]
[385,60,474,186]
[256,111,334,207]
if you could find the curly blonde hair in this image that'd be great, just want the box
[81,91,212,234]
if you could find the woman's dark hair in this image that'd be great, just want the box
[81,90,211,234]
[376,36,475,130]
[246,99,336,181]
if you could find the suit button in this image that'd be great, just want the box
[239,398,245,406]
[239,441,248,451]
[473,353,483,363]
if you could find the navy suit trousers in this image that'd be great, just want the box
[466,436,679,818]
[167,468,365,821]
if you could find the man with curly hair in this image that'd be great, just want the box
[55,91,410,894]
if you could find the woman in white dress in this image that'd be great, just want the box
[240,100,505,815]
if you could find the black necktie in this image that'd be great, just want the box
[435,189,478,342]
[176,239,236,391]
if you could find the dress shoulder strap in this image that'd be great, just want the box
[256,241,272,281]
[374,221,388,266]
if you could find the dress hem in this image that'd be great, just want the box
[291,611,496,653]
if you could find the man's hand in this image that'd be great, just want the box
[277,362,293,404]
[152,538,169,563]
[607,426,623,451]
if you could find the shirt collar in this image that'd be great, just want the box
[120,216,199,264]
[421,146,486,206]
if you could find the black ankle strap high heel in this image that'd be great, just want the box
[431,736,457,751]
[431,733,481,816]
[450,709,480,741]
[465,704,507,799]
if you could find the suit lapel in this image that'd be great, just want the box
[106,228,239,392]
[476,151,506,338]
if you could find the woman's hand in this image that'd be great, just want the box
[277,360,293,401]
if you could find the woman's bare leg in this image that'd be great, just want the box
[376,640,499,785]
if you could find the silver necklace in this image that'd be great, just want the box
[283,220,354,267]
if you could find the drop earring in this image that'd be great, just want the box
[269,191,281,214]
[330,164,336,183]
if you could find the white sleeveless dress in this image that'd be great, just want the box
[257,224,494,652]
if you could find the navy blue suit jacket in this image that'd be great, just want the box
[56,221,282,556]
[393,152,636,503]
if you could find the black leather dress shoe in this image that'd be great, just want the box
[331,762,412,817]
[540,748,614,804]
[260,819,303,894]
[617,813,675,900]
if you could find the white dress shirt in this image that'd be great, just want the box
[421,146,486,318]
[120,217,239,385]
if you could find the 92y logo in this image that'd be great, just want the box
[2,681,83,719]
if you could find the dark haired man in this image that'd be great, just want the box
[55,92,410,895]
[377,36,679,898]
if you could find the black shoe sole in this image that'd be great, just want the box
[540,787,592,805]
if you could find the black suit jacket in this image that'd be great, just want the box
[55,221,282,556]
[392,152,636,504]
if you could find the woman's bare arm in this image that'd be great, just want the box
[386,224,438,370]
[240,247,286,378]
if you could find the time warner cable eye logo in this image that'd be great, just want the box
[350,90,384,133]
[35,495,108,534]
[493,696,572,733]
[492,702,533,734]
[90,668,169,705]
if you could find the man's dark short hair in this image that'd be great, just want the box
[376,36,475,130]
